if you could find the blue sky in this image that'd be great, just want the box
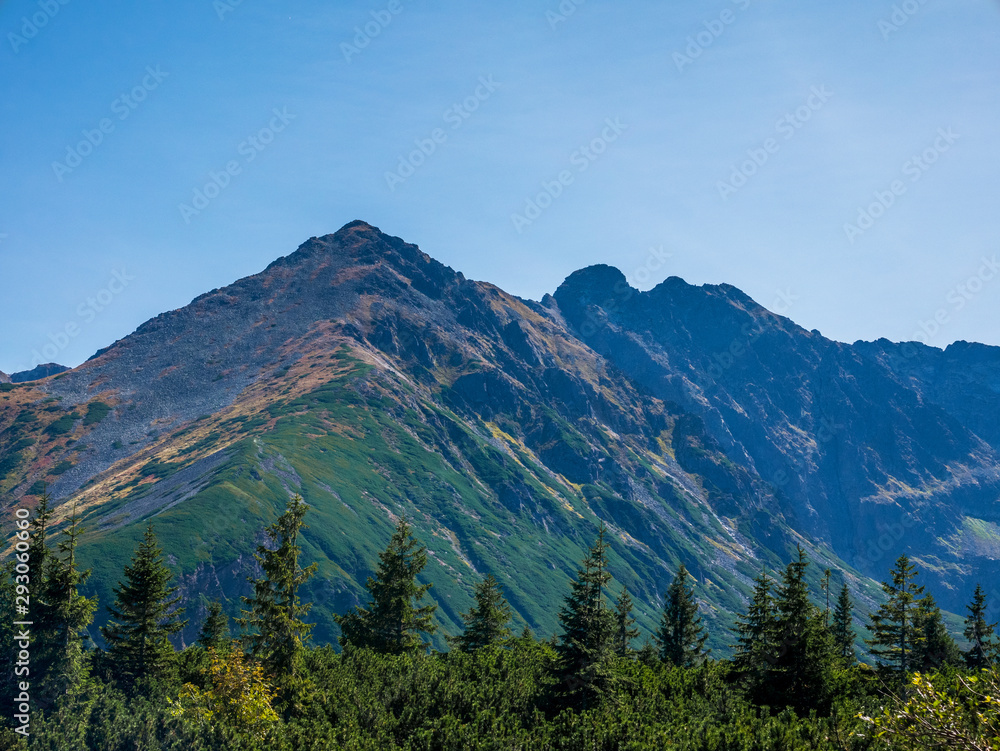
[1,0,998,373]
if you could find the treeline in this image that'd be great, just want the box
[1,493,998,750]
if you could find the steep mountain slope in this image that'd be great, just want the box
[1,221,997,650]
[553,268,1000,604]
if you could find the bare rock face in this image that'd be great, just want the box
[0,371,10,384]
[554,266,1000,604]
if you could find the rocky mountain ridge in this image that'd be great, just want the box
[1,220,997,648]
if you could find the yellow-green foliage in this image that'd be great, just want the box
[861,668,1000,750]
[170,645,279,741]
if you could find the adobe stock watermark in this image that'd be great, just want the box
[546,0,586,29]
[673,0,752,73]
[12,507,33,738]
[7,0,71,54]
[52,66,169,183]
[717,86,833,200]
[28,269,135,368]
[900,255,999,348]
[510,117,627,233]
[213,0,246,21]
[385,75,500,191]
[843,127,959,244]
[878,0,931,40]
[341,0,404,63]
[177,107,295,223]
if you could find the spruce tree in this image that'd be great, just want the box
[771,547,833,712]
[101,525,187,693]
[912,594,961,671]
[238,495,317,679]
[336,516,437,654]
[555,524,616,708]
[831,582,856,663]
[34,507,97,705]
[656,564,709,667]
[732,568,778,701]
[449,574,513,652]
[516,624,536,646]
[27,489,53,606]
[866,554,924,679]
[963,584,998,670]
[612,586,639,657]
[636,638,659,668]
[197,601,230,650]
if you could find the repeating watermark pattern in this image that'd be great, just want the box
[843,127,959,244]
[52,66,169,183]
[177,107,295,223]
[878,0,931,40]
[213,0,246,21]
[673,0,752,73]
[12,507,33,737]
[7,0,72,54]
[546,0,586,29]
[385,75,500,191]
[510,117,627,233]
[28,268,135,369]
[340,0,403,63]
[899,254,999,348]
[717,86,833,200]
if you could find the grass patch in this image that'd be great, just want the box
[45,412,80,436]
[83,402,112,426]
[50,460,74,475]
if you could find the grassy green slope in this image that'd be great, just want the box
[71,347,804,654]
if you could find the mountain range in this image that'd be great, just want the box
[2,220,998,650]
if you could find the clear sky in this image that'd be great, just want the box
[1,0,998,373]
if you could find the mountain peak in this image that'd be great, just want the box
[554,264,630,304]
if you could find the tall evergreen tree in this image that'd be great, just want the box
[27,489,53,606]
[912,594,961,671]
[555,524,616,707]
[866,554,924,679]
[336,516,437,654]
[656,564,709,667]
[197,601,230,650]
[732,568,778,701]
[612,586,639,657]
[448,574,513,652]
[963,584,998,670]
[238,495,317,678]
[34,507,97,705]
[831,582,856,663]
[101,525,187,693]
[771,547,834,712]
